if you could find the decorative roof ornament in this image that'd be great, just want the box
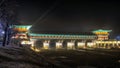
[92,29,112,33]
[11,25,32,32]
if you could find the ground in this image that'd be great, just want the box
[0,46,120,68]
[0,46,60,68]
[39,48,120,68]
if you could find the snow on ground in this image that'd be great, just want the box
[0,46,58,68]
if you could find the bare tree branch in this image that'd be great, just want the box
[0,0,18,46]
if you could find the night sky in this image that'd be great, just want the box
[17,0,120,38]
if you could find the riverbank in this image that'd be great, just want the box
[39,49,120,68]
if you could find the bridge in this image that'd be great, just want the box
[11,25,120,50]
[29,33,97,49]
[11,25,97,49]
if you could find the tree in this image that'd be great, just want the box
[0,0,18,46]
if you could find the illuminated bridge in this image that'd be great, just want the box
[11,25,120,49]
[29,33,96,40]
[11,25,97,49]
[29,32,97,49]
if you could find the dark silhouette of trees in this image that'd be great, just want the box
[0,0,18,46]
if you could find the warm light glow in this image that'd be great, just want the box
[21,41,32,45]
[43,42,49,49]
[67,42,75,49]
[117,41,120,43]
[30,46,41,52]
[34,49,41,52]
[77,42,85,48]
[87,42,95,47]
[30,41,33,47]
[56,42,63,49]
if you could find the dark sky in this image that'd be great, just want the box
[17,0,120,38]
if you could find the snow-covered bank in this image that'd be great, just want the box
[0,46,58,68]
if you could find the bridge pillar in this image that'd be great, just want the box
[43,40,50,49]
[103,43,106,48]
[77,42,85,49]
[98,43,101,48]
[108,44,111,49]
[56,40,63,49]
[67,40,75,50]
[30,39,37,50]
[118,41,120,48]
[112,43,115,48]
[87,42,95,48]
[116,41,120,48]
